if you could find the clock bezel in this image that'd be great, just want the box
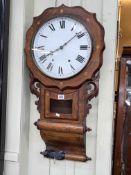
[31,15,93,80]
[25,5,105,90]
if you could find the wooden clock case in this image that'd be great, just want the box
[25,5,105,162]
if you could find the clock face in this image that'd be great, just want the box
[32,16,92,79]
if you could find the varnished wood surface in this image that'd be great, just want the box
[113,57,127,174]
[38,84,88,161]
[25,4,105,90]
[122,47,131,55]
[123,106,131,174]
[36,120,86,134]
[25,5,105,161]
[113,55,131,175]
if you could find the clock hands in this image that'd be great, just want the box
[33,46,45,50]
[60,32,78,49]
[59,31,86,49]
[38,31,86,61]
[32,48,50,54]
[45,33,78,56]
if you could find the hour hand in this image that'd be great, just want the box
[32,46,45,51]
[32,47,49,55]
[39,51,54,62]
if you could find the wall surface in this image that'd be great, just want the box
[4,0,118,175]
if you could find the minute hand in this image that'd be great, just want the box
[61,33,78,48]
[43,33,78,57]
[40,32,83,60]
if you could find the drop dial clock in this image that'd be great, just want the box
[32,16,92,79]
[25,5,105,162]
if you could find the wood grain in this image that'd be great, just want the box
[25,5,105,90]
[25,5,105,162]
[113,57,127,175]
[113,55,131,175]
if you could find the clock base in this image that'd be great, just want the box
[65,153,91,162]
[33,82,97,162]
[36,119,90,162]
[41,149,90,162]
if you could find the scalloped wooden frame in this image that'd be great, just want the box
[25,4,105,90]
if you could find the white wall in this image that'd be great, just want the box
[4,0,34,174]
[4,0,118,175]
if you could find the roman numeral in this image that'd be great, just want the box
[49,24,55,31]
[70,64,75,70]
[47,63,53,71]
[80,45,88,50]
[36,46,44,49]
[40,34,47,38]
[58,66,63,75]
[60,20,65,29]
[71,27,74,31]
[39,55,47,63]
[77,32,85,39]
[71,24,76,31]
[76,55,85,63]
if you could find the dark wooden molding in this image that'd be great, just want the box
[0,0,10,173]
[113,56,131,174]
[122,47,131,55]
[113,57,127,175]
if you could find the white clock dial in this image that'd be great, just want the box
[32,16,92,79]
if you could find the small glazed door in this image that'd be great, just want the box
[113,53,131,175]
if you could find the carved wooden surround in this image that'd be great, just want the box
[25,5,105,161]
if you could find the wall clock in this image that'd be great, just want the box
[25,5,105,162]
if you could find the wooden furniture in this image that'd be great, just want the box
[113,51,131,174]
[25,5,105,161]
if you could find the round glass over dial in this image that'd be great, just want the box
[32,16,92,79]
